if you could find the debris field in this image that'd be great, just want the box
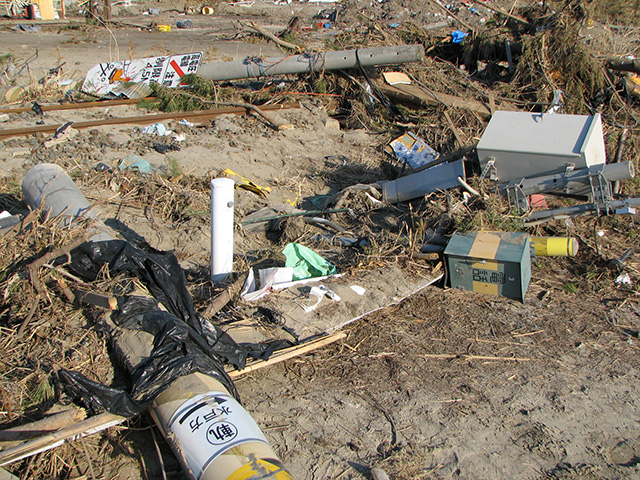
[0,0,639,479]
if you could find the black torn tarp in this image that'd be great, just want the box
[59,369,145,417]
[68,240,201,330]
[59,239,292,417]
[60,295,240,416]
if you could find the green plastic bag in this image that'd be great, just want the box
[282,243,337,280]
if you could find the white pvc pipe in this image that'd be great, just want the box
[210,178,235,283]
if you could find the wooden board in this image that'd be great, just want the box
[378,83,518,118]
[251,264,442,342]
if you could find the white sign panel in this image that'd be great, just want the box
[81,52,203,96]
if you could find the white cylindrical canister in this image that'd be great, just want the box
[211,178,235,283]
[153,373,294,480]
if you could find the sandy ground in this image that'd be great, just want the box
[1,1,640,480]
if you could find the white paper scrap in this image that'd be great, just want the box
[350,285,366,295]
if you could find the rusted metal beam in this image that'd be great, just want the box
[0,102,300,140]
[0,97,153,114]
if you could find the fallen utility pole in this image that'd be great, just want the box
[197,45,424,82]
[0,102,300,140]
[22,164,296,480]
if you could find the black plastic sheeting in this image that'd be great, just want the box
[60,240,292,417]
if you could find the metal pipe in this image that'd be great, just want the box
[501,161,635,197]
[198,45,425,82]
[612,128,629,194]
[380,159,465,204]
[524,196,640,223]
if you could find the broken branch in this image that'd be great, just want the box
[201,273,248,320]
[241,20,302,52]
[28,235,89,298]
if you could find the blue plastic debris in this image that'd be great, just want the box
[119,155,153,174]
[451,30,468,44]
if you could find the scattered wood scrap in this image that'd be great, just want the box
[0,412,125,467]
[228,332,347,377]
[378,83,509,118]
[0,408,86,450]
[241,20,302,52]
[0,97,152,115]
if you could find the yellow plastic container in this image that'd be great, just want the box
[531,236,579,257]
[158,24,172,32]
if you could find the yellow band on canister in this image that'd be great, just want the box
[227,459,295,480]
[158,24,171,32]
[531,236,579,257]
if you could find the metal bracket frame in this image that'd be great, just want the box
[479,159,497,183]
[562,163,575,194]
[588,167,613,216]
[504,181,529,214]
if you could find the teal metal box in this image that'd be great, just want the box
[444,231,531,302]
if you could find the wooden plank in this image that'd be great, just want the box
[378,83,498,117]
[0,408,86,449]
[0,102,301,140]
[35,0,56,20]
[442,110,464,147]
[228,332,347,377]
[0,412,125,467]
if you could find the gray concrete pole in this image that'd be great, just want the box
[21,163,113,242]
[21,164,295,480]
[198,44,425,82]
